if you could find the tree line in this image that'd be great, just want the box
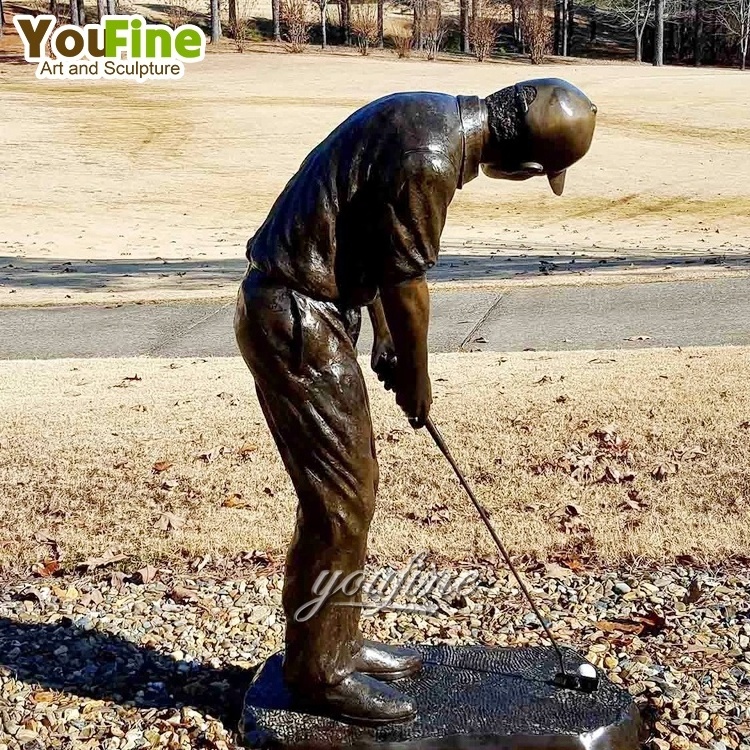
[16,0,746,69]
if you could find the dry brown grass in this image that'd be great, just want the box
[1,56,750,306]
[1,348,749,576]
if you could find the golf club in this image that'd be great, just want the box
[423,416,599,694]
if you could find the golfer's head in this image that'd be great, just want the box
[481,78,597,195]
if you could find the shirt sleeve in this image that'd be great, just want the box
[377,149,458,286]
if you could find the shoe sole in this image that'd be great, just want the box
[359,664,423,682]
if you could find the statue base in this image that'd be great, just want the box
[241,644,641,749]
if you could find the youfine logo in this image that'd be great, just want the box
[13,15,206,82]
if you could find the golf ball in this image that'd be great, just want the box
[578,664,597,679]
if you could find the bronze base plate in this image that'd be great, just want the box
[241,645,641,749]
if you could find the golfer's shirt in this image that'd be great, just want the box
[247,93,486,308]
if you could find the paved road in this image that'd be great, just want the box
[0,277,748,360]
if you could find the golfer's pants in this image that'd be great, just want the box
[234,272,377,688]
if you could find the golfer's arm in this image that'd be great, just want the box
[367,296,392,343]
[379,277,430,381]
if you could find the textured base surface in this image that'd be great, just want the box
[241,645,641,749]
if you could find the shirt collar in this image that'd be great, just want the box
[457,95,488,188]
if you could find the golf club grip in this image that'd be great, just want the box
[424,417,568,675]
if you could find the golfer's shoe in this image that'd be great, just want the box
[296,671,417,726]
[353,640,423,681]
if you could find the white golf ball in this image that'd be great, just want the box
[578,663,597,679]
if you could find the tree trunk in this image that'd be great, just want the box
[561,0,568,54]
[272,0,281,41]
[693,0,702,65]
[653,0,664,65]
[460,0,469,52]
[377,0,383,47]
[320,2,326,47]
[554,0,560,53]
[0,0,4,36]
[211,0,221,43]
[77,0,85,23]
[590,3,596,41]
[567,0,574,53]
[97,0,106,19]
[635,27,643,61]
[229,0,236,29]
[106,0,116,15]
[70,0,79,24]
[342,0,350,44]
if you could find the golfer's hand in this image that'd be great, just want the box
[371,337,398,392]
[395,368,432,429]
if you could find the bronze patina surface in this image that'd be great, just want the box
[241,645,641,749]
[235,79,598,724]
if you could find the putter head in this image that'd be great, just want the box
[552,664,600,693]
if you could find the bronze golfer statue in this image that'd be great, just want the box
[235,78,597,726]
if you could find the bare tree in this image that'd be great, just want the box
[97,0,106,19]
[210,0,222,42]
[106,0,117,14]
[422,0,447,57]
[520,0,552,61]
[393,29,413,54]
[310,0,329,47]
[351,2,378,52]
[70,0,79,24]
[470,11,498,59]
[654,0,665,63]
[460,0,470,50]
[716,0,750,68]
[282,0,310,50]
[612,0,654,60]
[377,0,384,45]
[228,0,258,50]
[273,0,281,39]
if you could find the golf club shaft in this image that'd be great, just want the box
[424,416,568,676]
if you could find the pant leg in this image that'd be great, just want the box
[235,275,378,688]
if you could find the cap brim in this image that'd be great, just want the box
[548,171,566,196]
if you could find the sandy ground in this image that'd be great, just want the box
[1,38,750,306]
[1,348,749,575]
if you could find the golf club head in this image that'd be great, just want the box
[552,665,600,694]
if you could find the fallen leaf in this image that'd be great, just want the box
[161,479,179,491]
[110,571,128,591]
[137,565,158,584]
[152,460,173,474]
[123,374,142,382]
[31,559,60,577]
[544,562,574,580]
[169,586,199,603]
[196,447,222,463]
[238,442,257,457]
[155,512,185,532]
[624,335,652,341]
[80,550,128,572]
[678,445,706,461]
[598,611,666,637]
[80,589,104,606]
[599,465,636,484]
[223,493,250,508]
[535,375,553,385]
[114,460,132,469]
[683,578,703,605]
[740,421,750,430]
[651,462,677,481]
[32,691,58,704]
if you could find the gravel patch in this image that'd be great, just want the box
[1,563,749,749]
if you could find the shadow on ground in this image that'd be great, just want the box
[2,246,749,296]
[0,615,254,736]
